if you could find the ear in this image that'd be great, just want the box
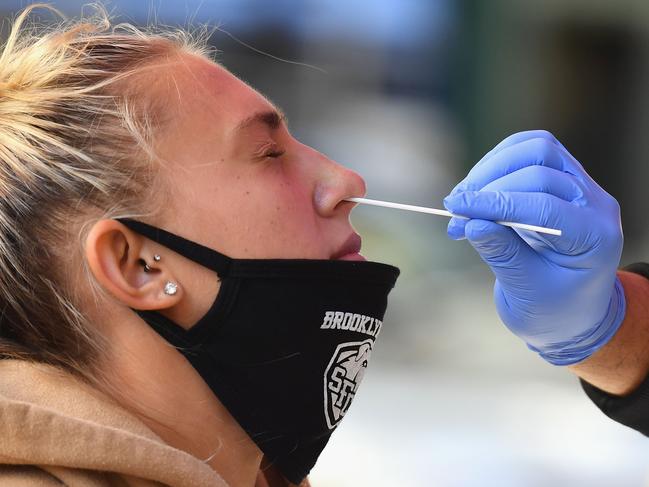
[85,219,183,310]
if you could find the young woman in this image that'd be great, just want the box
[0,4,399,486]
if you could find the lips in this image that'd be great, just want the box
[331,233,363,260]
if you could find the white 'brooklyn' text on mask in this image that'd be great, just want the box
[320,311,382,338]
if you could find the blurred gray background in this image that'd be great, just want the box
[2,0,649,485]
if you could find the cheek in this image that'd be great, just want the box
[224,170,325,258]
[180,156,327,259]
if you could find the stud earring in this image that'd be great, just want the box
[153,254,161,262]
[164,281,178,296]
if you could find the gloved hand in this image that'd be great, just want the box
[443,130,626,365]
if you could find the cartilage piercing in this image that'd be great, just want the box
[139,258,153,273]
[141,255,161,273]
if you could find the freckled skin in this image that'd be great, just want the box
[154,53,366,261]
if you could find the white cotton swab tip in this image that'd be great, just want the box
[346,197,562,237]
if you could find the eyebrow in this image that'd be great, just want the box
[233,108,288,134]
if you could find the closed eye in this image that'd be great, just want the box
[253,141,285,160]
[265,149,286,158]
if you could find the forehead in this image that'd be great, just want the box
[162,53,274,134]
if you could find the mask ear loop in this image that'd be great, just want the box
[116,218,232,277]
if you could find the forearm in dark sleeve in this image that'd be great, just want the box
[574,262,649,434]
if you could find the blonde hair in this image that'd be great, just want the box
[0,3,211,382]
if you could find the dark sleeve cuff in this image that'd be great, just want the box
[579,261,649,436]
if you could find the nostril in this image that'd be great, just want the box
[314,186,353,217]
[350,171,367,199]
[313,160,367,216]
[336,198,357,212]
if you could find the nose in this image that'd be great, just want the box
[313,153,366,218]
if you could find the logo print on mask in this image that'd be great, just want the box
[323,339,373,429]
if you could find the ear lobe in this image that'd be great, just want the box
[85,219,182,310]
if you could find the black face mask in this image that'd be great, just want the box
[117,218,399,483]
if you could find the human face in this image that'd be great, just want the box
[154,53,367,261]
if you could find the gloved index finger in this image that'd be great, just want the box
[480,165,583,203]
[474,130,566,169]
[450,137,586,196]
[443,190,589,256]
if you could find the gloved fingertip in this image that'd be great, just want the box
[444,190,480,214]
[443,193,463,212]
[448,185,464,198]
[447,217,467,240]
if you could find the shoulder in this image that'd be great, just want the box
[0,360,229,487]
[0,465,68,486]
[0,464,135,486]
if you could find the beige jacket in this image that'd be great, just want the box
[0,359,229,486]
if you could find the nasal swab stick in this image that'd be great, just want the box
[346,197,562,237]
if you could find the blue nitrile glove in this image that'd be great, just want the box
[443,130,626,365]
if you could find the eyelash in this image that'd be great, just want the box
[264,148,285,159]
